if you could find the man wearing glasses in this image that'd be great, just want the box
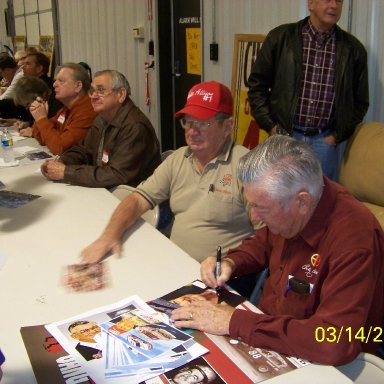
[68,321,102,361]
[41,69,161,189]
[80,81,254,271]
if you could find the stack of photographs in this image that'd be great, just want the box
[22,281,309,384]
[100,307,200,378]
[45,295,208,384]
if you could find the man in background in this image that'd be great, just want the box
[0,54,23,100]
[40,69,161,189]
[0,53,29,120]
[248,0,369,181]
[22,51,63,118]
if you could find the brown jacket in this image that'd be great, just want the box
[60,99,161,189]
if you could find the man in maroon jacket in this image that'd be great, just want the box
[172,135,384,366]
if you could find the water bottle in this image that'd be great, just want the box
[1,127,15,163]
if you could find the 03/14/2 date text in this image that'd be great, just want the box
[315,326,383,343]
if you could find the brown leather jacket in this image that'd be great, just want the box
[60,99,161,188]
[248,17,369,144]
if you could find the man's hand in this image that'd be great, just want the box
[171,300,234,335]
[29,97,48,122]
[19,127,33,137]
[14,120,30,131]
[270,125,279,136]
[80,236,122,264]
[40,160,65,180]
[200,256,235,290]
[324,133,336,146]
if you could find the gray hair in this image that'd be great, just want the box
[54,62,91,91]
[13,76,51,107]
[238,135,324,206]
[93,69,131,96]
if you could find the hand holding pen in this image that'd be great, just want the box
[200,250,235,292]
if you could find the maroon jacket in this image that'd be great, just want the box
[228,178,384,365]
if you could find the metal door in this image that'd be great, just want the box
[157,0,201,150]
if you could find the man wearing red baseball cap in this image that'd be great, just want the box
[174,80,233,120]
[81,81,255,275]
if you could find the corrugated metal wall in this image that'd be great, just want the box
[30,0,384,138]
[58,0,158,133]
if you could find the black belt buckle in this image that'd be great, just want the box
[302,128,321,136]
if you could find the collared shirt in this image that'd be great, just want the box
[32,94,96,155]
[227,178,384,365]
[136,138,254,261]
[294,20,337,130]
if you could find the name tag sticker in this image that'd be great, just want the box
[102,150,109,164]
[57,114,65,124]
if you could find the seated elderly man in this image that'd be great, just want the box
[40,70,161,189]
[80,80,254,265]
[172,135,384,366]
[19,62,96,155]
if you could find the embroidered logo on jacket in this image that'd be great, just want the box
[301,253,321,278]
[310,253,321,268]
[219,173,232,187]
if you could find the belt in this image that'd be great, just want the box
[293,127,330,137]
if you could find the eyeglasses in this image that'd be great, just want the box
[88,86,117,97]
[180,118,226,131]
[320,0,343,4]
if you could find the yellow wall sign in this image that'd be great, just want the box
[186,28,201,75]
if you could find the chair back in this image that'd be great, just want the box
[249,268,269,305]
[112,185,160,228]
[161,150,174,161]
[337,352,384,383]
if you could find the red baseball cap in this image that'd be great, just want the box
[175,81,233,120]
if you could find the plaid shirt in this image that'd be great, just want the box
[294,20,336,130]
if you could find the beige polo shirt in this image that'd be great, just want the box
[136,138,254,262]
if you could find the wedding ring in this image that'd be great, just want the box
[189,312,193,320]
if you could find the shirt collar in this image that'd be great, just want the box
[100,98,134,129]
[305,18,335,44]
[296,177,336,248]
[184,136,234,163]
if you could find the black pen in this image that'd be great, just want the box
[215,246,222,297]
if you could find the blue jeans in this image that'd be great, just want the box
[292,130,347,182]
